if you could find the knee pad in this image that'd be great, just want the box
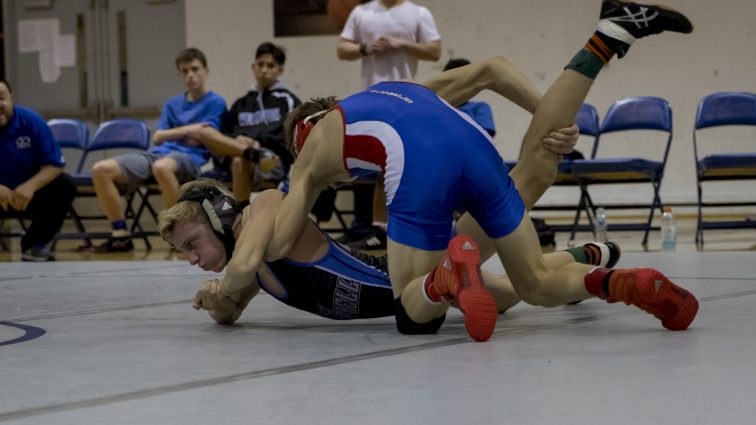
[394,297,446,335]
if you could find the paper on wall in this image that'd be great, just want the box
[39,50,61,83]
[17,18,72,83]
[54,34,76,67]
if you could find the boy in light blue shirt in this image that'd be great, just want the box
[91,48,226,252]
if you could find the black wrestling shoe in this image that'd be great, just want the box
[599,0,693,57]
[348,227,387,251]
[604,241,622,268]
[94,236,134,253]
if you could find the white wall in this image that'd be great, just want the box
[185,0,756,206]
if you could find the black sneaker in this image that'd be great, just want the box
[599,0,693,57]
[22,246,56,262]
[334,233,353,245]
[348,228,387,251]
[94,236,134,253]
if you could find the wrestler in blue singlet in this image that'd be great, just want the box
[335,81,525,251]
[257,234,395,320]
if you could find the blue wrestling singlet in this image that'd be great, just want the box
[257,235,395,320]
[336,81,526,251]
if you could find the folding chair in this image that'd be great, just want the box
[47,119,91,249]
[66,119,153,248]
[507,104,601,235]
[571,96,673,248]
[549,103,602,236]
[693,91,756,249]
[48,118,89,167]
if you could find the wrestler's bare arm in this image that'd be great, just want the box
[422,55,542,113]
[267,112,350,260]
[220,189,281,301]
[424,55,579,208]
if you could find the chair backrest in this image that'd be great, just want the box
[695,92,756,129]
[77,119,150,174]
[574,103,600,137]
[594,96,673,159]
[693,92,756,163]
[48,118,89,149]
[48,119,89,173]
[87,119,150,152]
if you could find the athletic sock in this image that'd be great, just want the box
[423,269,444,303]
[566,242,613,266]
[586,32,616,63]
[584,267,615,300]
[421,272,444,305]
[565,48,606,79]
[111,220,129,238]
[111,219,127,230]
[566,23,630,79]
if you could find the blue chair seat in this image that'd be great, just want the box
[572,158,663,180]
[699,153,756,177]
[552,160,580,184]
[557,161,574,174]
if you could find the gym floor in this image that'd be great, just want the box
[1,215,754,424]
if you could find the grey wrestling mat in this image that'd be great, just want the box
[1,253,755,424]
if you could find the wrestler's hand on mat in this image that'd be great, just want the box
[542,124,579,155]
[207,306,243,325]
[192,279,236,314]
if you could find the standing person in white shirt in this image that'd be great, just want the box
[337,0,441,88]
[336,0,441,250]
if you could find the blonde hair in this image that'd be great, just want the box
[158,179,235,243]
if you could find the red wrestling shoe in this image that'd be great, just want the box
[428,236,498,341]
[607,268,699,330]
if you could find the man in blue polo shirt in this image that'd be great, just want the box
[0,79,77,261]
[91,47,226,252]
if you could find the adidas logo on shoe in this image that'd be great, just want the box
[462,241,475,252]
[222,201,232,211]
[442,258,452,270]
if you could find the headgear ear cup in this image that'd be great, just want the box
[177,184,242,262]
[293,110,329,155]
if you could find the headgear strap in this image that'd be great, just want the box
[177,185,242,263]
[293,109,329,155]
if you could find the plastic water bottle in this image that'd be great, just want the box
[661,207,677,251]
[594,207,608,242]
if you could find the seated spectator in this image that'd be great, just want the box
[200,42,301,204]
[91,47,226,253]
[0,79,77,261]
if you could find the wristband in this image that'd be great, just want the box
[242,147,260,163]
[359,43,368,56]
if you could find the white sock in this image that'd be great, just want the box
[420,273,443,305]
[597,20,636,45]
[595,243,612,267]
